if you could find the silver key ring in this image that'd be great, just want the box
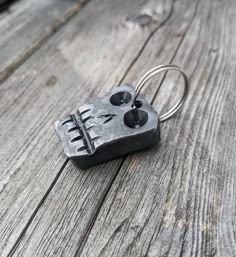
[134,64,189,122]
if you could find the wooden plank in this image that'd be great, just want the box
[72,0,236,256]
[7,1,199,257]
[0,0,88,82]
[0,0,177,256]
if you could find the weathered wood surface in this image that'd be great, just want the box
[0,0,88,82]
[0,0,174,256]
[0,0,236,256]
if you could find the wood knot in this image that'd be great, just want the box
[126,14,155,27]
[46,75,57,87]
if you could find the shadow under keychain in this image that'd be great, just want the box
[55,65,189,169]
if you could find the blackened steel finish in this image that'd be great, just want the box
[55,85,160,169]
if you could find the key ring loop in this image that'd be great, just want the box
[134,64,189,122]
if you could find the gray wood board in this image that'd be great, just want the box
[1,0,235,256]
[0,0,88,82]
[4,0,205,256]
[0,0,176,256]
[76,0,236,256]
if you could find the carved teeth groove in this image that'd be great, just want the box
[71,112,95,154]
[82,116,93,123]
[80,109,91,115]
[91,136,101,142]
[98,114,110,118]
[77,146,87,152]
[86,125,94,130]
[67,126,78,133]
[61,118,73,125]
[71,135,83,142]
[103,117,113,124]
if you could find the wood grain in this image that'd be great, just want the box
[75,0,236,256]
[7,0,199,257]
[1,0,236,256]
[0,0,88,82]
[0,0,175,256]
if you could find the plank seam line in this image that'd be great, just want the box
[6,0,193,255]
[74,158,127,257]
[73,1,181,256]
[117,0,175,86]
[75,0,200,255]
[143,2,202,255]
[0,0,92,85]
[1,1,175,255]
[6,159,69,257]
[150,0,199,105]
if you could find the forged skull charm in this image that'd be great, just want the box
[55,65,189,169]
[55,84,160,169]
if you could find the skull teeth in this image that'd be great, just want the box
[70,135,83,143]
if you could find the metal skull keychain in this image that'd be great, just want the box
[55,64,189,169]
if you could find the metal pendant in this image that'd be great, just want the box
[55,64,189,169]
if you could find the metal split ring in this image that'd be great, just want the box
[134,64,189,122]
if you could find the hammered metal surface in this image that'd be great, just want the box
[55,85,160,169]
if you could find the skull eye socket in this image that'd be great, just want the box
[110,91,131,106]
[124,109,148,129]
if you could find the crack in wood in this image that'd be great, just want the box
[0,0,220,256]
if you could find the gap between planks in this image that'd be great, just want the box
[0,0,178,255]
[74,1,200,256]
[6,0,200,256]
[5,1,174,254]
[0,0,203,255]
